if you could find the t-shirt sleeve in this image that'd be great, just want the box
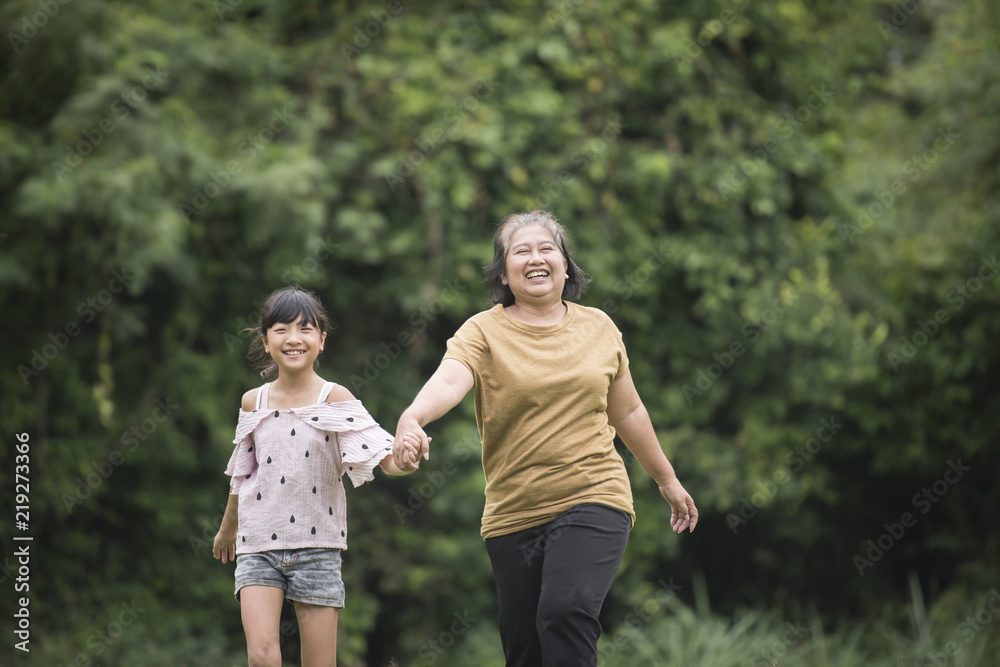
[610,320,630,381]
[442,317,489,375]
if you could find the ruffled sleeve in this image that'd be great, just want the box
[292,400,395,488]
[224,410,269,493]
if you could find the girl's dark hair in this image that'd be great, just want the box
[484,210,591,306]
[244,286,330,379]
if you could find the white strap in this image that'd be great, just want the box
[255,382,271,410]
[317,382,336,403]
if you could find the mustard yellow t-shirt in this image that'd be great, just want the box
[443,301,636,539]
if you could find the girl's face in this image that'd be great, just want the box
[261,315,326,375]
[501,224,568,306]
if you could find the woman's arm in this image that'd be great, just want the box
[393,359,474,470]
[606,368,698,533]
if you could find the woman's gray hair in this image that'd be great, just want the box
[484,210,591,306]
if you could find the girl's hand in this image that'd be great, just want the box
[213,528,237,563]
[658,478,699,533]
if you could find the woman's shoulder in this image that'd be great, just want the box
[569,301,619,327]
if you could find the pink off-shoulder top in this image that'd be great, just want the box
[225,381,393,554]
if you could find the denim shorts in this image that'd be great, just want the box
[234,548,345,608]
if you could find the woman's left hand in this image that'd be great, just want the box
[658,478,698,533]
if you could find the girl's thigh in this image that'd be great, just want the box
[295,601,339,667]
[240,585,286,664]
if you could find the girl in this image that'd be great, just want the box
[213,286,415,667]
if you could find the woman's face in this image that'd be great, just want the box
[501,224,568,306]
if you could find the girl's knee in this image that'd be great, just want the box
[247,641,281,667]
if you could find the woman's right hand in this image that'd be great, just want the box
[393,414,431,471]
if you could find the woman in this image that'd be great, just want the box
[393,210,697,667]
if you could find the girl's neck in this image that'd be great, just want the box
[268,371,326,409]
[506,299,567,326]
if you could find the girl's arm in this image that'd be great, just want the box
[379,453,413,476]
[393,359,474,470]
[606,368,698,533]
[214,390,257,563]
[325,383,417,476]
[213,493,239,563]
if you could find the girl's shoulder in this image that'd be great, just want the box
[323,382,356,404]
[241,387,262,412]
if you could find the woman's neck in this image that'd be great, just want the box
[505,299,567,326]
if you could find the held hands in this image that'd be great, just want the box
[658,478,699,533]
[392,417,431,472]
[213,528,237,563]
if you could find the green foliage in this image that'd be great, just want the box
[1,0,997,664]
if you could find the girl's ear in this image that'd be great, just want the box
[260,332,268,352]
[320,331,327,350]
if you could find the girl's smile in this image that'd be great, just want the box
[263,316,326,371]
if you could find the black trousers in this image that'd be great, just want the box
[484,503,631,667]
